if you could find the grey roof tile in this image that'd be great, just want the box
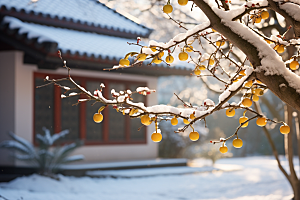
[0,0,150,36]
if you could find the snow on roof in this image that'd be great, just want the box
[0,0,150,36]
[3,16,141,60]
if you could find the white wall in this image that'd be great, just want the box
[1,51,158,165]
[0,51,17,166]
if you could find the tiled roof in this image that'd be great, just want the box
[2,16,140,61]
[1,16,192,76]
[0,0,150,37]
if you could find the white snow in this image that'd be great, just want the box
[0,156,297,200]
[0,0,149,36]
[2,16,141,61]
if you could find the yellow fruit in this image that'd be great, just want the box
[265,39,272,44]
[239,70,246,76]
[255,16,262,23]
[119,59,130,66]
[239,116,249,128]
[178,0,188,6]
[244,80,253,88]
[212,28,217,32]
[129,108,138,116]
[256,117,267,127]
[152,57,162,64]
[219,146,228,154]
[93,113,103,123]
[194,69,201,76]
[198,65,206,70]
[163,4,173,14]
[209,59,214,65]
[280,125,290,134]
[183,119,189,124]
[143,120,152,126]
[226,109,235,117]
[256,80,262,84]
[165,55,174,63]
[216,41,225,47]
[242,98,252,107]
[150,47,157,52]
[151,132,162,142]
[171,117,178,126]
[190,113,195,120]
[261,11,269,20]
[185,45,193,52]
[254,88,263,96]
[290,61,299,70]
[252,94,259,102]
[232,138,243,148]
[233,79,238,82]
[141,115,150,125]
[276,45,285,53]
[178,52,188,61]
[189,131,199,141]
[137,53,147,61]
[158,51,164,58]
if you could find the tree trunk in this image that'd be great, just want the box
[284,105,299,200]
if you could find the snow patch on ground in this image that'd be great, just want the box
[0,156,298,200]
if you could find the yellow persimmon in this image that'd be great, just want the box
[232,138,243,148]
[261,11,269,20]
[189,131,199,141]
[290,61,299,70]
[256,117,267,127]
[165,55,174,64]
[171,117,178,126]
[151,132,162,142]
[239,116,249,128]
[178,0,188,6]
[280,125,290,134]
[93,113,103,123]
[178,52,188,61]
[163,4,173,14]
[242,98,252,107]
[226,109,235,117]
[119,59,130,66]
[219,145,228,154]
[137,53,147,61]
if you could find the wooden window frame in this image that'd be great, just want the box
[33,72,147,145]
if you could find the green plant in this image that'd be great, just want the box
[0,128,84,176]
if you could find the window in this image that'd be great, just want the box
[34,72,147,145]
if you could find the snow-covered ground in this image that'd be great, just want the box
[0,156,298,200]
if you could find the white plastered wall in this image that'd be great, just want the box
[1,51,158,165]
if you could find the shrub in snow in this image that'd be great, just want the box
[0,128,84,176]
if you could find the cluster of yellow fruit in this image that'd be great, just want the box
[240,87,264,107]
[194,65,206,76]
[252,10,269,24]
[171,114,200,141]
[232,69,246,82]
[264,39,286,54]
[149,113,200,142]
[219,138,243,154]
[119,46,175,67]
[193,58,214,76]
[250,11,291,55]
[221,106,290,153]
[163,0,189,14]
